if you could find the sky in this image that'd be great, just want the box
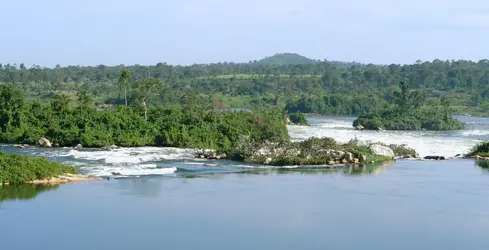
[2,0,489,67]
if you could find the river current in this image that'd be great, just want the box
[1,116,489,250]
[1,115,487,178]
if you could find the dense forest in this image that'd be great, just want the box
[1,53,489,117]
[0,84,288,149]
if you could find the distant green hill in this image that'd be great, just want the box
[257,53,316,65]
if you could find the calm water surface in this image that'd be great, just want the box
[2,160,489,250]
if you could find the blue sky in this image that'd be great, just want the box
[2,0,489,66]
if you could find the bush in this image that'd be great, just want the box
[288,112,309,125]
[0,152,76,184]
[467,141,489,157]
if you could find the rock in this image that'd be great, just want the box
[355,125,364,130]
[103,145,119,150]
[264,157,273,165]
[38,137,52,148]
[327,160,336,165]
[285,116,292,125]
[13,144,27,149]
[415,154,420,159]
[424,156,446,160]
[54,143,60,147]
[334,151,345,160]
[75,144,83,149]
[344,152,354,163]
[402,155,413,159]
[369,144,395,158]
[353,158,359,164]
[342,159,349,164]
[360,155,367,162]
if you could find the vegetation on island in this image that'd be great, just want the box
[287,112,309,125]
[223,136,416,167]
[466,141,489,158]
[0,152,76,184]
[0,83,288,149]
[353,82,465,130]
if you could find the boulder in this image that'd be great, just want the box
[334,151,345,160]
[75,144,83,149]
[327,160,336,165]
[353,158,359,164]
[424,156,446,160]
[264,157,273,165]
[103,145,119,150]
[38,138,52,148]
[369,144,395,157]
[355,125,364,130]
[285,116,292,125]
[359,155,367,162]
[344,152,354,163]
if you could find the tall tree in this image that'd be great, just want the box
[131,78,164,120]
[119,69,131,106]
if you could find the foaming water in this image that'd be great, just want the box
[288,115,489,157]
[1,115,488,178]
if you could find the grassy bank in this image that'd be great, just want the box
[0,152,76,184]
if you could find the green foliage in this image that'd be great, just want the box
[288,112,309,125]
[0,85,289,150]
[3,55,489,117]
[467,141,489,157]
[257,53,316,65]
[352,113,383,130]
[228,137,398,166]
[353,82,465,131]
[0,152,76,184]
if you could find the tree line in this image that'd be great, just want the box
[2,54,489,116]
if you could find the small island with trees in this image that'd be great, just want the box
[353,82,465,131]
[3,52,489,184]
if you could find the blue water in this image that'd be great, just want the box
[2,159,489,250]
[2,115,489,249]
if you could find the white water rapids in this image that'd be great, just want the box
[3,115,488,178]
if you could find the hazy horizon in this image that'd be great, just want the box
[2,0,489,67]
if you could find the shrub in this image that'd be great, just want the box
[288,112,309,125]
[0,152,76,184]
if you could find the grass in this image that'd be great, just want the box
[0,152,77,184]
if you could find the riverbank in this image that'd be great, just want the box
[1,174,100,186]
[0,152,96,185]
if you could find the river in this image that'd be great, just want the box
[1,116,489,249]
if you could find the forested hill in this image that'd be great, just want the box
[2,56,489,116]
[256,53,317,65]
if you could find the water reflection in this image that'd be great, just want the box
[475,160,489,169]
[237,161,395,177]
[0,184,60,203]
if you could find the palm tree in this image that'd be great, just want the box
[118,69,131,106]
